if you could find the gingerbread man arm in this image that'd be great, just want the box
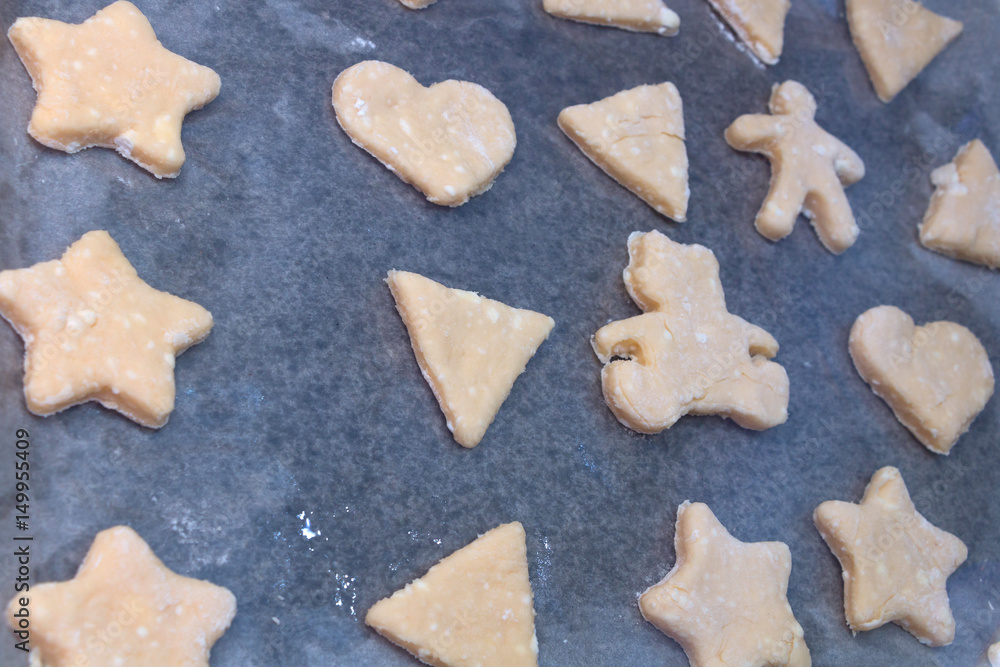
[724,114,784,153]
[592,313,668,365]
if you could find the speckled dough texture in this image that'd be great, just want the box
[1,0,999,665]
[725,81,865,254]
[7,1,221,178]
[332,60,516,207]
[0,230,213,428]
[5,526,236,667]
[543,0,680,36]
[814,467,968,647]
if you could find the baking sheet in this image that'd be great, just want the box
[1,0,999,664]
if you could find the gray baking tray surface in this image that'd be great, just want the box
[1,0,999,664]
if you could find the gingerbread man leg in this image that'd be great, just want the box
[803,173,860,253]
[693,356,790,429]
[755,166,807,242]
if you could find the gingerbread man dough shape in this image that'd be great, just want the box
[726,81,866,253]
[593,230,789,434]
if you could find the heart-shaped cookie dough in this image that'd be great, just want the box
[332,61,516,207]
[849,305,994,454]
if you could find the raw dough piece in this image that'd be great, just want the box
[0,230,213,428]
[919,139,1000,269]
[814,467,968,646]
[558,83,688,221]
[705,0,790,64]
[990,642,1000,667]
[640,502,811,667]
[846,0,962,102]
[543,0,680,36]
[5,526,236,666]
[7,1,221,178]
[849,305,994,454]
[366,522,538,667]
[397,0,437,9]
[592,231,788,433]
[387,271,554,448]
[725,81,866,253]
[333,61,516,207]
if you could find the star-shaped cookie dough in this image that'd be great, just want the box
[0,230,213,428]
[640,502,811,667]
[593,230,789,433]
[8,1,221,178]
[725,81,866,253]
[5,526,236,666]
[814,466,968,646]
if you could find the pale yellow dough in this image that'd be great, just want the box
[920,139,1000,269]
[558,83,688,221]
[366,522,538,667]
[7,1,221,178]
[397,0,437,9]
[640,502,811,667]
[814,467,968,646]
[706,0,790,64]
[847,0,962,102]
[593,231,788,433]
[386,271,554,448]
[543,0,680,36]
[5,526,236,667]
[0,230,213,428]
[726,81,866,253]
[990,641,1000,666]
[849,305,994,454]
[333,61,516,207]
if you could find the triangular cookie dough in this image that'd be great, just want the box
[725,81,866,253]
[397,0,437,8]
[814,467,968,646]
[849,305,994,455]
[846,0,962,102]
[386,271,554,448]
[705,0,790,65]
[593,231,789,433]
[543,0,680,36]
[920,139,1000,269]
[366,522,538,667]
[0,230,213,428]
[640,502,811,666]
[558,83,688,221]
[7,1,221,178]
[5,526,236,666]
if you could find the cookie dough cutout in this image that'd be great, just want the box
[5,526,236,666]
[990,642,1000,666]
[640,502,811,667]
[593,231,788,433]
[387,271,554,448]
[920,139,1000,269]
[559,83,688,221]
[849,305,993,455]
[397,0,437,9]
[705,0,790,64]
[7,1,221,178]
[0,230,213,428]
[544,0,680,36]
[847,0,962,102]
[814,467,968,646]
[333,61,516,207]
[366,522,538,667]
[726,81,866,253]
